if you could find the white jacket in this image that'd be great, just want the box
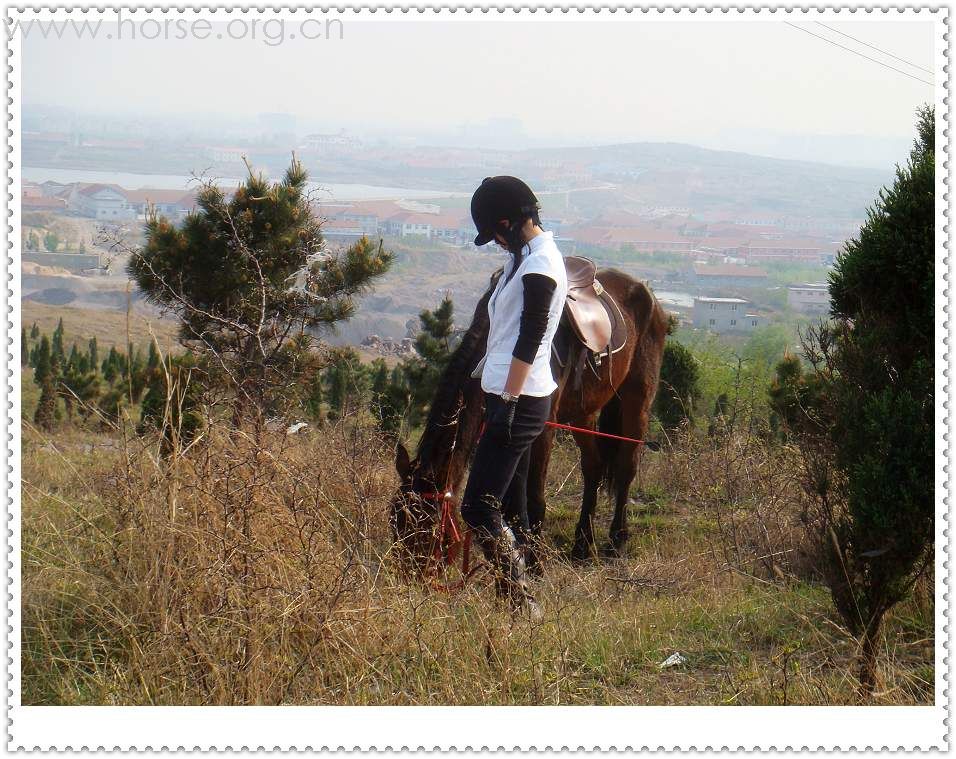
[479,231,568,397]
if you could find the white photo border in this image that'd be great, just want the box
[3,5,950,751]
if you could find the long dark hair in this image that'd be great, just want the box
[500,206,542,260]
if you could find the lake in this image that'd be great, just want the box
[654,290,695,308]
[22,166,463,202]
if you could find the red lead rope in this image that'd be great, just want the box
[421,490,479,593]
[544,420,646,446]
[422,420,647,593]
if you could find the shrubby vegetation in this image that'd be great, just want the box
[20,113,936,704]
[769,107,935,695]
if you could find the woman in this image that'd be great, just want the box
[461,176,568,617]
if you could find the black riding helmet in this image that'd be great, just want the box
[470,176,541,246]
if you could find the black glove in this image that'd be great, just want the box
[486,396,517,442]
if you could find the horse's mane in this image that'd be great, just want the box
[414,279,496,467]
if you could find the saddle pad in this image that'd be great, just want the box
[603,288,628,355]
[551,287,627,372]
[551,314,575,371]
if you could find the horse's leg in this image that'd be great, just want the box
[609,389,652,554]
[571,424,603,562]
[525,424,556,576]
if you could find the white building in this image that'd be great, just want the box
[693,297,760,333]
[68,184,134,220]
[787,283,830,315]
[125,189,197,220]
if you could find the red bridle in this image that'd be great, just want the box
[411,487,479,593]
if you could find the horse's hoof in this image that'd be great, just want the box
[608,533,630,557]
[570,541,595,563]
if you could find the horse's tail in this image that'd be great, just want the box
[597,393,622,493]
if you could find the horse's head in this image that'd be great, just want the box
[389,442,446,576]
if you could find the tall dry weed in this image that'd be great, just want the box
[98,416,407,703]
[21,408,933,705]
[646,421,814,583]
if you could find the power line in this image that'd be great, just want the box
[815,20,934,75]
[784,21,934,87]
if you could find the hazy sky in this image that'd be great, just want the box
[21,15,938,165]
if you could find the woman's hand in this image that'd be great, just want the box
[486,396,518,442]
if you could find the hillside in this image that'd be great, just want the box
[22,301,179,351]
[24,137,890,225]
[532,141,889,220]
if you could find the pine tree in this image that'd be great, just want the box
[146,341,160,372]
[768,352,824,440]
[33,337,58,431]
[139,354,203,457]
[323,347,370,421]
[395,297,456,429]
[128,158,392,423]
[33,335,52,385]
[98,387,126,425]
[128,346,148,403]
[302,370,324,424]
[654,339,701,433]
[60,359,101,422]
[103,347,120,383]
[51,318,65,365]
[88,337,98,373]
[20,327,27,367]
[784,106,935,696]
[369,358,407,436]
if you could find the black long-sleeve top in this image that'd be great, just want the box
[512,272,557,364]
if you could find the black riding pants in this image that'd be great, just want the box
[460,392,552,544]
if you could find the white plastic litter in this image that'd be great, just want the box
[286,422,309,435]
[659,652,687,669]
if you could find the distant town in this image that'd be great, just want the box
[20,108,885,346]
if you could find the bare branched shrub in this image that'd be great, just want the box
[662,384,814,583]
[99,414,399,704]
[22,404,934,706]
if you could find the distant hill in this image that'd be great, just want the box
[520,141,890,222]
[24,129,892,224]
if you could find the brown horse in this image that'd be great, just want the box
[391,267,669,572]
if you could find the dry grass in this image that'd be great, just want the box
[20,412,934,706]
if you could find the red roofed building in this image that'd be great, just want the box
[125,189,198,219]
[736,239,824,264]
[22,194,67,212]
[690,263,769,288]
[381,211,438,238]
[318,200,474,243]
[429,212,473,241]
[321,218,368,246]
[568,224,694,253]
[68,183,134,220]
[607,227,694,252]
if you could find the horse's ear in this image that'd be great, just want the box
[395,442,411,480]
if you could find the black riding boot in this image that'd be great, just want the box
[475,525,542,621]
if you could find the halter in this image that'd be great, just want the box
[405,484,479,593]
